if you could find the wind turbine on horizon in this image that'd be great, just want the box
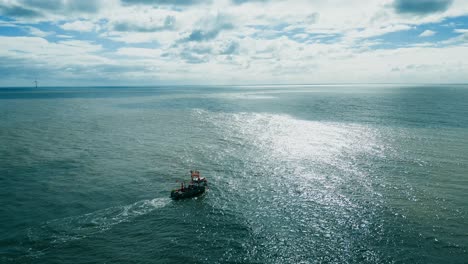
[34,79,38,88]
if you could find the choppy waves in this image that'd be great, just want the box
[192,110,393,262]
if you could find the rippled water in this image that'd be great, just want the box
[1,85,467,263]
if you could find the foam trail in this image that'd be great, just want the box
[28,198,170,246]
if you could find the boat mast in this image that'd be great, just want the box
[34,79,38,88]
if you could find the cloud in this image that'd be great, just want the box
[0,37,104,64]
[393,0,453,15]
[116,47,163,58]
[180,50,209,63]
[120,0,205,5]
[0,56,47,78]
[220,41,240,55]
[184,15,234,42]
[1,0,468,85]
[0,0,103,20]
[0,36,132,85]
[27,26,54,37]
[20,0,102,13]
[0,22,55,37]
[419,29,436,37]
[187,29,219,41]
[344,24,413,43]
[61,20,96,32]
[112,16,176,32]
[174,42,213,63]
[441,28,468,44]
[56,34,73,38]
[0,4,42,18]
[231,0,269,4]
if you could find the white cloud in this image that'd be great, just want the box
[440,28,468,44]
[116,47,164,58]
[1,0,468,85]
[344,24,413,43]
[0,37,107,66]
[419,30,436,37]
[60,20,96,32]
[56,34,73,38]
[27,26,54,37]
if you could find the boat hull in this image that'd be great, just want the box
[170,186,205,200]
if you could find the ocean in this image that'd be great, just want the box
[0,85,467,263]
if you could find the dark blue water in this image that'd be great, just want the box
[1,85,467,263]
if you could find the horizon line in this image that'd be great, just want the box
[1,82,468,88]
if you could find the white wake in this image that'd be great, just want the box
[28,197,170,246]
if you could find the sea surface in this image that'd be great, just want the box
[0,85,467,263]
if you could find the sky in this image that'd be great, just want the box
[0,0,468,86]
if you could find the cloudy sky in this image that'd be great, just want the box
[0,0,468,86]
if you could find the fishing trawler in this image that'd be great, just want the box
[170,170,207,200]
